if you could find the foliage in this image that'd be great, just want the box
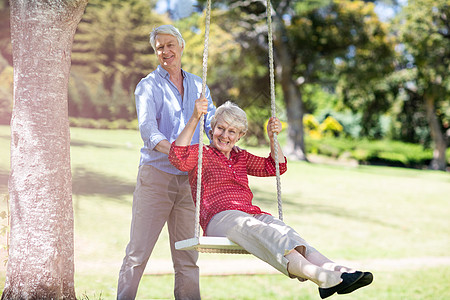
[318,1,398,138]
[397,0,450,100]
[69,0,167,121]
[0,58,12,125]
[303,114,344,138]
[175,11,242,104]
[287,0,398,136]
[386,68,432,145]
[72,0,164,94]
[302,83,339,114]
[68,71,96,119]
[394,0,450,169]
[0,0,11,66]
[319,116,344,136]
[175,9,275,144]
[316,109,362,138]
[69,1,253,125]
[201,0,398,152]
[305,135,447,168]
[1,0,448,154]
[303,114,319,129]
[195,0,294,146]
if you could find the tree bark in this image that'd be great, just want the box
[3,0,87,299]
[424,94,448,171]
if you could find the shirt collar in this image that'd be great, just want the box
[157,65,186,79]
[209,145,240,159]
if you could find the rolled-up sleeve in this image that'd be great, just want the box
[169,142,199,172]
[265,155,287,175]
[246,152,287,177]
[135,79,167,150]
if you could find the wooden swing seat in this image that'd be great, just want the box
[175,236,249,254]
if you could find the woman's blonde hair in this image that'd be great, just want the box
[211,101,248,135]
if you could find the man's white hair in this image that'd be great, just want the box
[149,25,185,52]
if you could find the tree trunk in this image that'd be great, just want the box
[424,94,448,171]
[272,12,308,161]
[3,0,87,299]
[281,70,308,161]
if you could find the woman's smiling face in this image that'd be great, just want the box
[211,119,244,158]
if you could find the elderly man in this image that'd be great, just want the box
[117,25,216,300]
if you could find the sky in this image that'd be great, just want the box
[374,0,408,22]
[155,0,196,20]
[155,0,408,22]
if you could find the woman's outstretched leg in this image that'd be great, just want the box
[285,250,343,288]
[302,246,373,292]
[286,250,367,299]
[303,247,356,273]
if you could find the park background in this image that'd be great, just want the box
[0,0,449,299]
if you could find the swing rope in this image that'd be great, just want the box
[184,0,282,252]
[266,0,283,221]
[194,0,211,239]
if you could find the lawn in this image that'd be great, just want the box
[0,125,449,299]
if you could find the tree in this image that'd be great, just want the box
[287,0,396,142]
[398,0,449,170]
[68,0,167,121]
[72,0,164,94]
[174,11,244,103]
[198,0,395,159]
[3,0,87,298]
[224,0,310,159]
[325,2,397,138]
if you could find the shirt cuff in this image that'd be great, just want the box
[170,141,190,151]
[267,154,288,174]
[148,134,167,150]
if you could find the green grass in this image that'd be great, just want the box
[73,266,450,299]
[1,125,450,299]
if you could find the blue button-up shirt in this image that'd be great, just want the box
[135,65,216,175]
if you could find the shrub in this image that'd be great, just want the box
[304,136,439,168]
[319,116,344,137]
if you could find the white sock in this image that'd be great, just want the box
[286,251,342,288]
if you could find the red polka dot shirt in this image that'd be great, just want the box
[169,142,287,232]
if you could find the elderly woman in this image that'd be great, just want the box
[169,99,372,299]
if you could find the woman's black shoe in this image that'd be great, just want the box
[338,271,373,294]
[318,271,364,299]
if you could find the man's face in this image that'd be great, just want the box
[155,34,184,71]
